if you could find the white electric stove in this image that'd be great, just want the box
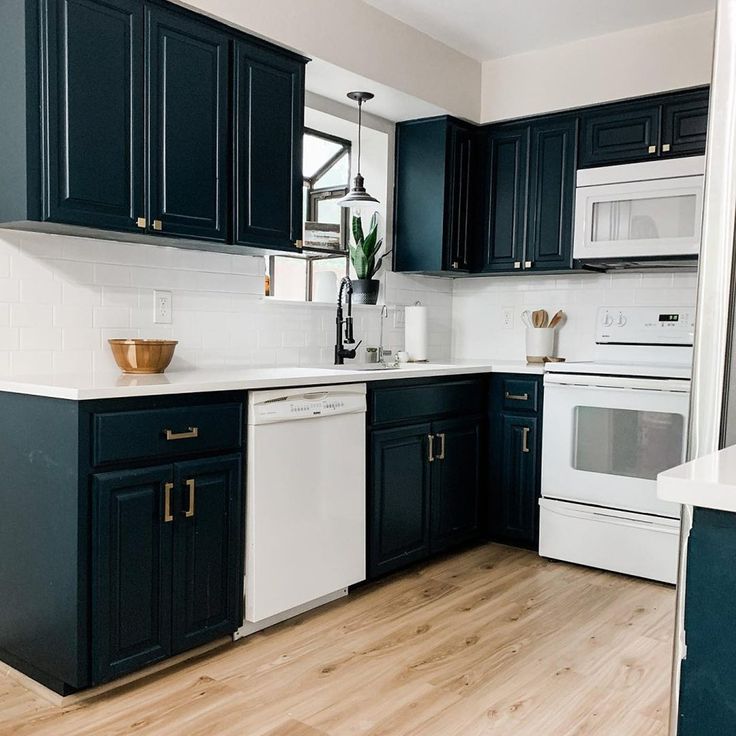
[539,306,695,583]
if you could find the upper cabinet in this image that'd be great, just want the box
[40,0,145,232]
[477,115,577,274]
[234,42,305,250]
[579,87,709,168]
[146,6,230,242]
[393,116,479,274]
[0,0,307,252]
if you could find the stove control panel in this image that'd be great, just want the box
[596,306,695,345]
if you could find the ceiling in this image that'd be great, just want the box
[362,0,715,61]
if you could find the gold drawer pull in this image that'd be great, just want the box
[163,482,174,523]
[436,433,446,460]
[505,392,529,401]
[521,427,531,454]
[153,219,163,231]
[184,479,196,518]
[165,427,199,441]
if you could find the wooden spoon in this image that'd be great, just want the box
[549,310,565,329]
[532,309,548,328]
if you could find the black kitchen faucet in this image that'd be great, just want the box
[335,277,361,364]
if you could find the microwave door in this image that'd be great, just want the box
[574,176,704,261]
[541,381,688,517]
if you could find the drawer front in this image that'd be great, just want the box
[93,403,243,466]
[370,379,484,426]
[502,378,538,412]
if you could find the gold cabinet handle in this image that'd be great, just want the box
[524,261,533,269]
[295,239,303,249]
[452,261,459,269]
[428,434,435,463]
[514,261,521,269]
[648,145,657,154]
[521,427,531,454]
[505,392,529,401]
[163,482,174,523]
[662,143,671,152]
[436,433,446,460]
[136,217,147,230]
[165,427,199,441]
[153,219,163,231]
[184,479,196,518]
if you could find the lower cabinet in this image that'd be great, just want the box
[367,378,484,579]
[489,375,544,548]
[92,454,242,683]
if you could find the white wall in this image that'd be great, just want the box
[0,231,452,376]
[451,272,699,362]
[481,12,715,122]
[176,0,481,122]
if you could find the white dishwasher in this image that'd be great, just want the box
[235,383,366,638]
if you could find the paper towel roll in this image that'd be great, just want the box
[405,305,428,361]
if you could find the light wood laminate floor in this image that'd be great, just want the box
[0,544,675,736]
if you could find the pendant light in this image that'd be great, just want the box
[338,91,380,208]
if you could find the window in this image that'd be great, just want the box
[266,128,352,302]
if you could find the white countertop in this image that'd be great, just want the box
[0,360,544,401]
[658,444,736,513]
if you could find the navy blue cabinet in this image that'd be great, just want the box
[172,455,242,653]
[146,5,230,242]
[0,0,307,252]
[394,117,478,274]
[367,378,484,578]
[488,375,544,548]
[369,423,433,578]
[92,465,174,683]
[234,42,305,251]
[580,87,709,168]
[43,0,145,232]
[478,115,576,273]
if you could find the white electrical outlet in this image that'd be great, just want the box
[502,307,514,330]
[154,290,172,324]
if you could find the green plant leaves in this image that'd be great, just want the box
[350,211,387,280]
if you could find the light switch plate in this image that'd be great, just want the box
[154,290,172,324]
[393,306,405,328]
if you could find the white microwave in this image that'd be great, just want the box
[573,156,705,263]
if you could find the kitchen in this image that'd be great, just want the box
[0,0,732,734]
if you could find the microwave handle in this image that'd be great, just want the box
[545,379,690,394]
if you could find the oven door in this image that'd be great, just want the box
[542,374,689,517]
[573,174,703,261]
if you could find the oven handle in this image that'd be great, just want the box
[544,375,691,393]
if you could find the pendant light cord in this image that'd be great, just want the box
[357,99,362,177]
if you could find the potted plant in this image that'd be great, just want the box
[349,212,391,305]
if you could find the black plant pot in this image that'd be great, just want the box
[352,279,380,305]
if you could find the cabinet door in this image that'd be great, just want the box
[661,90,709,158]
[147,6,229,241]
[368,424,432,578]
[446,123,475,272]
[526,117,577,271]
[91,465,173,684]
[495,414,540,548]
[479,124,529,273]
[579,101,659,168]
[430,416,482,553]
[171,455,242,653]
[44,0,144,231]
[234,42,305,250]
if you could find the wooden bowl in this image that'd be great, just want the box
[108,339,178,374]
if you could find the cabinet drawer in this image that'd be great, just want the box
[93,403,242,466]
[502,378,538,412]
[370,379,484,426]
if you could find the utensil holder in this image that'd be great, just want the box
[525,328,555,363]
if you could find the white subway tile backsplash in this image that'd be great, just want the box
[93,306,131,329]
[11,303,53,328]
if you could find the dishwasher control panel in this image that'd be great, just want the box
[250,386,367,425]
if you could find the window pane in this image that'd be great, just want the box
[315,152,350,189]
[272,257,307,301]
[573,406,684,480]
[303,133,343,179]
[316,197,342,226]
[311,257,347,302]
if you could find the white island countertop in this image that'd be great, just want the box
[658,444,736,513]
[0,360,544,401]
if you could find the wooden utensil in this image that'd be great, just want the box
[549,310,565,329]
[532,309,548,328]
